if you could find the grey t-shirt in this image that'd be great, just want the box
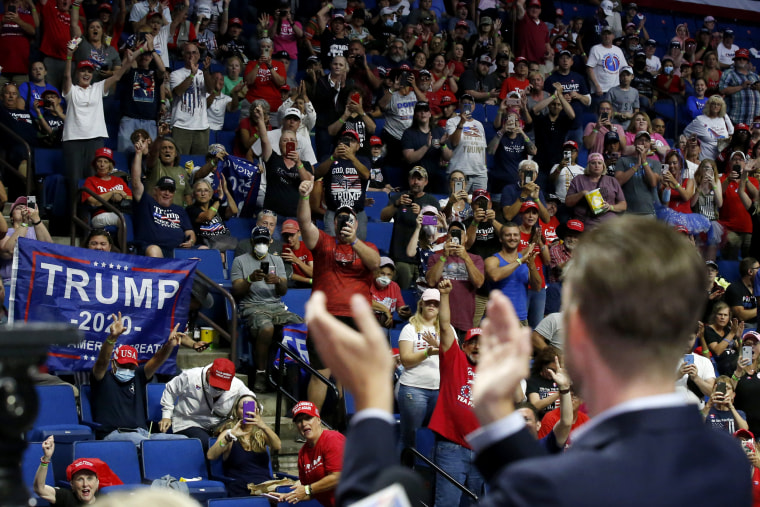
[230,252,287,306]
[614,155,662,215]
[534,312,563,350]
[607,86,640,129]
[384,91,417,140]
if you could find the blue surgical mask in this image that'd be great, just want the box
[114,367,135,382]
[385,18,394,27]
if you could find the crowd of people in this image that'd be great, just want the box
[10,0,760,504]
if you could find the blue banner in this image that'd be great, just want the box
[220,155,262,219]
[9,238,197,374]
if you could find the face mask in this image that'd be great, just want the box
[375,276,392,288]
[254,243,269,257]
[423,225,437,237]
[114,367,135,382]
[664,66,673,74]
[385,18,394,27]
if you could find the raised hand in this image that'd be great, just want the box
[109,311,126,337]
[42,436,55,459]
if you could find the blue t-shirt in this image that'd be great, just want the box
[492,252,529,321]
[705,407,747,435]
[686,96,708,122]
[492,135,528,186]
[17,82,63,118]
[544,70,590,128]
[134,193,193,249]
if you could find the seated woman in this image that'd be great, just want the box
[207,394,281,497]
[82,147,132,228]
[186,179,238,255]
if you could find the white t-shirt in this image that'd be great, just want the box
[62,80,109,141]
[683,114,735,161]
[129,1,172,24]
[445,117,487,178]
[718,43,739,67]
[154,24,171,69]
[170,67,209,130]
[675,353,715,408]
[207,93,232,130]
[549,163,585,202]
[587,43,627,93]
[646,55,661,75]
[397,323,457,390]
[251,128,318,166]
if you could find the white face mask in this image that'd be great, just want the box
[423,225,437,237]
[375,276,392,288]
[254,243,269,257]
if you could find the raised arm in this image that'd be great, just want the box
[131,138,147,201]
[297,180,320,250]
[92,312,127,381]
[34,437,57,503]
[547,358,573,447]
[437,279,457,352]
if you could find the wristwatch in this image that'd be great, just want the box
[304,485,312,498]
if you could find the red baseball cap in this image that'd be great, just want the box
[566,219,584,232]
[342,129,360,143]
[520,200,539,213]
[66,458,99,480]
[77,60,96,71]
[563,140,578,150]
[455,20,469,29]
[464,327,482,342]
[528,0,541,7]
[472,189,491,202]
[735,48,751,60]
[292,400,320,419]
[66,458,123,487]
[440,93,457,105]
[282,219,299,235]
[735,429,755,440]
[369,136,383,146]
[209,358,235,390]
[515,56,529,65]
[735,123,751,132]
[92,146,114,165]
[114,345,138,366]
[229,17,243,27]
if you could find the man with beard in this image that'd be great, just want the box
[303,216,751,507]
[547,218,583,313]
[719,49,760,126]
[136,136,192,206]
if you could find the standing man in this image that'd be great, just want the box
[381,167,440,289]
[91,313,185,443]
[446,94,488,192]
[725,257,759,331]
[587,26,626,100]
[297,178,380,411]
[159,358,253,447]
[170,42,213,155]
[303,215,751,507]
[719,49,760,126]
[545,49,592,143]
[231,226,303,392]
[614,131,662,216]
[516,0,552,67]
[426,222,485,338]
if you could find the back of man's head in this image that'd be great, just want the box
[563,216,706,377]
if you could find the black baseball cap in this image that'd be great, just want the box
[156,176,176,191]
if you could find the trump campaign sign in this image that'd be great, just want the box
[9,238,197,374]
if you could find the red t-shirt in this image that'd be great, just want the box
[499,76,529,100]
[370,280,405,313]
[519,228,546,289]
[428,343,479,448]
[82,175,133,216]
[656,73,682,94]
[719,176,757,234]
[517,15,549,63]
[298,429,345,507]
[541,216,560,244]
[39,1,83,60]
[311,229,377,317]
[0,10,35,73]
[536,406,590,440]
[284,241,313,278]
[244,60,286,112]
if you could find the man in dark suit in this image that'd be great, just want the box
[304,215,752,506]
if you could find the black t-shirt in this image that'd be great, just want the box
[725,281,757,325]
[526,374,558,419]
[388,192,440,263]
[55,485,96,506]
[492,135,528,186]
[320,32,350,66]
[92,366,149,435]
[187,203,231,241]
[533,112,574,172]
[734,372,760,436]
[338,115,371,155]
[263,152,313,217]
[120,67,163,121]
[631,70,656,99]
[323,156,369,212]
[134,193,193,249]
[400,126,446,175]
[704,324,739,376]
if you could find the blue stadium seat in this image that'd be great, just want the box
[389,328,402,349]
[366,222,393,255]
[34,148,65,177]
[112,151,129,173]
[23,442,54,506]
[28,385,94,443]
[282,289,312,318]
[208,498,271,507]
[141,439,227,501]
[470,103,486,124]
[374,117,385,137]
[716,260,741,286]
[364,200,386,222]
[173,249,227,286]
[78,385,102,432]
[216,130,237,153]
[73,440,145,490]
[344,390,356,421]
[146,382,167,431]
[226,249,236,279]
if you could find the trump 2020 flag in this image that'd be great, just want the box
[9,238,197,374]
[220,155,261,218]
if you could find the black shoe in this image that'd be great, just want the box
[253,371,267,392]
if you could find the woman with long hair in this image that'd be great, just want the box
[656,149,709,236]
[690,159,723,260]
[400,102,450,193]
[705,302,741,376]
[623,112,670,159]
[565,153,627,229]
[703,51,722,96]
[207,394,280,497]
[429,53,457,95]
[70,15,122,83]
[684,94,734,160]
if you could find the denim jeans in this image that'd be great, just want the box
[398,384,439,450]
[433,440,484,507]
[104,427,187,447]
[527,287,547,329]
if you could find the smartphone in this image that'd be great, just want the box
[27,195,36,208]
[454,180,464,193]
[450,229,462,244]
[563,150,571,162]
[743,345,754,362]
[742,439,756,456]
[337,214,350,232]
[506,98,520,107]
[260,261,269,275]
[422,215,437,226]
[662,163,669,174]
[350,92,361,104]
[243,399,257,420]
[7,4,15,12]
[716,381,727,396]
[507,115,517,129]
[600,112,609,122]
[285,141,295,157]
[683,354,694,366]
[463,103,472,115]
[524,173,532,184]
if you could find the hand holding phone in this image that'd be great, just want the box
[260,261,269,275]
[243,400,257,423]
